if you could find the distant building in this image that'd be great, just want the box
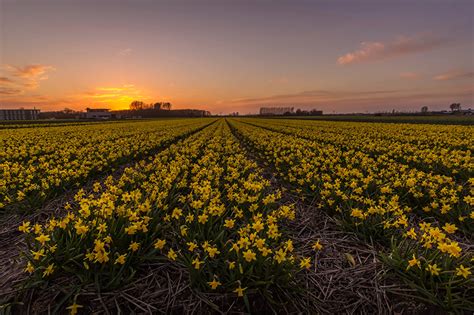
[459,108,473,115]
[39,110,81,120]
[83,108,111,119]
[260,107,294,115]
[0,109,40,120]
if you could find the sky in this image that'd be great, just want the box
[0,0,473,114]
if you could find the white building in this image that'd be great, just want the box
[84,108,112,119]
[259,107,294,115]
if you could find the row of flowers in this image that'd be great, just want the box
[242,118,472,180]
[18,120,317,312]
[1,119,213,210]
[228,118,473,312]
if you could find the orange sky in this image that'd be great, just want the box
[1,1,473,114]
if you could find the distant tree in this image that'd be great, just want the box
[162,102,172,110]
[450,103,461,112]
[63,107,75,114]
[421,106,429,114]
[151,102,172,110]
[130,100,146,111]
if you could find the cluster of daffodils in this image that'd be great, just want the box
[1,119,212,210]
[248,118,472,180]
[229,118,473,310]
[19,120,312,301]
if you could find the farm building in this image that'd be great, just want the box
[259,107,294,115]
[0,109,40,120]
[83,108,112,119]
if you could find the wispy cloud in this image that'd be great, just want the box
[0,64,55,95]
[0,64,59,108]
[0,87,23,95]
[337,35,448,65]
[6,64,55,79]
[433,70,474,81]
[0,77,14,84]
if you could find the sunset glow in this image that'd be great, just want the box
[0,0,473,114]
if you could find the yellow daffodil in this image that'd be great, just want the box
[154,239,166,250]
[192,257,204,270]
[442,223,458,234]
[208,278,221,290]
[19,221,31,233]
[25,261,35,273]
[407,254,421,270]
[66,302,83,315]
[115,254,127,265]
[455,265,471,279]
[224,219,235,229]
[426,264,441,276]
[167,248,177,261]
[187,241,198,252]
[242,249,257,262]
[234,285,246,297]
[43,263,54,277]
[312,240,323,251]
[299,257,311,269]
[129,242,140,252]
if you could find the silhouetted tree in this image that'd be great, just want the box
[421,106,428,113]
[130,100,146,111]
[161,102,172,110]
[450,103,461,112]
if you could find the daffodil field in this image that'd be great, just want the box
[0,119,212,210]
[1,118,473,313]
[228,118,473,310]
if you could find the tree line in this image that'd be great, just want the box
[129,101,172,111]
